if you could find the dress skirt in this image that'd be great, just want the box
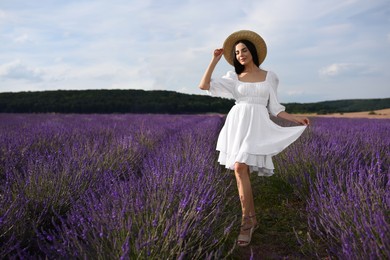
[216,103,306,176]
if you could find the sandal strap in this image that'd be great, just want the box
[237,234,250,243]
[241,215,257,229]
[242,214,257,219]
[240,225,253,232]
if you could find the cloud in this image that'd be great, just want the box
[317,23,352,36]
[286,90,305,96]
[0,8,14,24]
[0,60,44,81]
[13,33,29,43]
[0,58,164,92]
[318,63,378,78]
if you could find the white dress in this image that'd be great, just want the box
[208,70,306,176]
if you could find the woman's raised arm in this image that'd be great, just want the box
[199,48,224,90]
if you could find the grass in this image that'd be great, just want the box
[222,172,310,259]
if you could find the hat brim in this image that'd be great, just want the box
[223,30,267,66]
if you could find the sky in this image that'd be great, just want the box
[0,0,389,103]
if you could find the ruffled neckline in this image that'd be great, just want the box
[235,71,270,84]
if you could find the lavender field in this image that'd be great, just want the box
[0,114,389,259]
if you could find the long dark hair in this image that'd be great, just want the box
[233,40,260,74]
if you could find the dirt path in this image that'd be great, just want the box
[294,108,390,119]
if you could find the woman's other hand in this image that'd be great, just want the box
[295,116,310,126]
[276,111,310,126]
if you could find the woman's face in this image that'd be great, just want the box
[235,42,253,66]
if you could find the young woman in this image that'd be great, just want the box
[199,30,310,247]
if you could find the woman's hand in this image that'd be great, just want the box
[213,48,224,62]
[277,111,310,126]
[294,116,310,126]
[199,48,223,90]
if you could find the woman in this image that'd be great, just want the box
[198,30,310,247]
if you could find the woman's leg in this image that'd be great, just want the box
[246,167,256,221]
[234,162,254,217]
[234,162,257,246]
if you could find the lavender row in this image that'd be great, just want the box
[0,114,236,259]
[1,114,389,258]
[275,118,390,258]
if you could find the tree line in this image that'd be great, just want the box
[284,98,390,114]
[0,89,389,114]
[0,90,234,114]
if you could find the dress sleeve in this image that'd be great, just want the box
[207,71,236,99]
[267,71,286,116]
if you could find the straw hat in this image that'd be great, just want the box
[223,30,267,66]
